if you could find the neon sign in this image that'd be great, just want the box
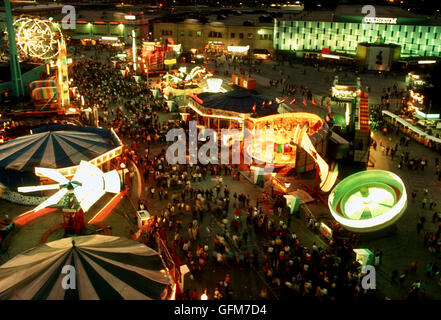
[364,17,397,24]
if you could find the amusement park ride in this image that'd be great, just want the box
[18,161,121,234]
[3,0,71,115]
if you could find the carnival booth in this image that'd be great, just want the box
[29,80,57,93]
[247,112,329,172]
[188,89,278,133]
[353,248,374,267]
[284,194,300,214]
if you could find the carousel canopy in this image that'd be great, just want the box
[196,89,278,117]
[0,235,170,300]
[0,125,121,172]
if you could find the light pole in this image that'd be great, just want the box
[120,163,126,188]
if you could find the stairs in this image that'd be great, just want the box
[358,91,369,132]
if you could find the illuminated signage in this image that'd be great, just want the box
[164,58,177,65]
[227,45,249,53]
[364,17,397,24]
[320,222,333,239]
[332,87,358,100]
[124,15,136,20]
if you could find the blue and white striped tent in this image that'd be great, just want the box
[0,125,122,189]
[0,235,171,300]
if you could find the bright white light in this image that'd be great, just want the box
[322,54,340,60]
[18,184,61,193]
[227,45,249,53]
[21,161,121,212]
[205,78,223,92]
[102,36,118,41]
[418,60,436,64]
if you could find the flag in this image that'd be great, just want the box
[302,97,307,106]
[312,96,317,107]
[290,97,296,105]
[253,103,256,113]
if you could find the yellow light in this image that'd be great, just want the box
[119,23,124,30]
[201,293,208,300]
[257,29,264,35]
[187,102,243,121]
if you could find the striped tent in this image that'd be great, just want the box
[0,129,117,172]
[29,80,57,92]
[0,235,171,300]
[31,87,57,101]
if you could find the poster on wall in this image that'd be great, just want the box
[367,46,392,71]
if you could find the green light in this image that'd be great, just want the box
[416,110,440,119]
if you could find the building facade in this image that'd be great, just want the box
[152,17,274,53]
[274,6,441,59]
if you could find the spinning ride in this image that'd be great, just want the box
[13,17,61,60]
[328,170,407,232]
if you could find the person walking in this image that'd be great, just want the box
[242,230,248,247]
[391,269,398,283]
[417,219,424,235]
[422,197,428,209]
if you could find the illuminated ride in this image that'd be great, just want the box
[328,170,407,233]
[289,122,339,193]
[13,17,62,60]
[18,161,121,213]
[247,113,337,193]
[17,161,121,234]
[162,66,213,88]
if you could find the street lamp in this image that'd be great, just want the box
[120,163,126,188]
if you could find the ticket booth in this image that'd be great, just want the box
[136,210,151,228]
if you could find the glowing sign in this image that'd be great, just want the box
[124,15,136,20]
[364,17,397,24]
[227,45,249,53]
[332,87,358,100]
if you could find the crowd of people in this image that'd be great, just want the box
[68,46,441,300]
